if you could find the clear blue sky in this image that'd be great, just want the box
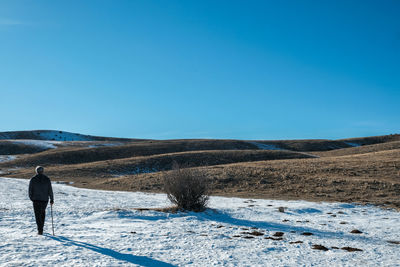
[1,0,399,140]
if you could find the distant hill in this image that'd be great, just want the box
[339,134,400,146]
[250,134,400,152]
[0,130,138,142]
[1,131,399,209]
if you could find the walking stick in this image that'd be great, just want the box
[51,204,55,236]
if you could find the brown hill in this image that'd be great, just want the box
[251,139,354,152]
[252,134,400,152]
[0,139,260,167]
[0,141,48,155]
[6,149,313,180]
[340,134,400,146]
[81,149,400,209]
[1,132,399,209]
[314,141,400,157]
[0,130,138,142]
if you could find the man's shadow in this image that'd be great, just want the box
[46,234,175,267]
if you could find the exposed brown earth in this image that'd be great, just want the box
[341,246,363,252]
[312,244,329,251]
[1,133,399,210]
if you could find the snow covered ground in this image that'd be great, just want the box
[0,178,399,267]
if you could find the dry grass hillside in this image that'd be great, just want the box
[0,140,260,167]
[340,134,400,146]
[0,141,48,155]
[5,150,313,179]
[314,141,400,157]
[1,131,399,210]
[83,149,400,209]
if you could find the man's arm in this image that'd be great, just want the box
[28,179,33,201]
[48,179,54,204]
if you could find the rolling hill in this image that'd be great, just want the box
[0,130,399,209]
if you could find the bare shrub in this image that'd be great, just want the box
[163,163,209,212]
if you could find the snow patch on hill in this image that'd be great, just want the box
[0,177,399,266]
[0,155,17,163]
[249,142,283,150]
[11,140,60,149]
[34,131,93,141]
[345,142,361,147]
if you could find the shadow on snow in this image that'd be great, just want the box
[193,210,378,243]
[116,208,379,243]
[46,234,175,267]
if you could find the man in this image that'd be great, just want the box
[28,166,54,235]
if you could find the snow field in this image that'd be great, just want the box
[0,178,399,266]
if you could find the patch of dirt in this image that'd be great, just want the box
[301,232,313,236]
[341,247,363,252]
[273,232,284,237]
[312,244,329,251]
[249,231,264,236]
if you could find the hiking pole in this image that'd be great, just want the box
[51,204,55,236]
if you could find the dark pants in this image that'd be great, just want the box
[33,201,48,234]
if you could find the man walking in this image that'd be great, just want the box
[28,166,54,235]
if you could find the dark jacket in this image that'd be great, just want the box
[29,174,54,202]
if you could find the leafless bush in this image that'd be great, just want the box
[163,163,209,212]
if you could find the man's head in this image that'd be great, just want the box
[35,166,44,175]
